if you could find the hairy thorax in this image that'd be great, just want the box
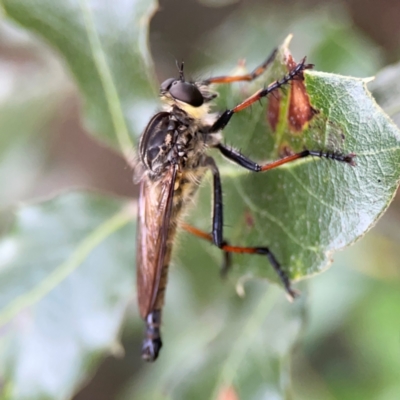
[139,105,220,181]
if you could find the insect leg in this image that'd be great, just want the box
[202,48,277,85]
[185,155,296,295]
[201,157,232,275]
[181,223,297,300]
[208,58,313,133]
[202,157,223,247]
[217,143,356,171]
[220,244,233,277]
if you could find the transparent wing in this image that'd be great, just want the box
[136,165,177,318]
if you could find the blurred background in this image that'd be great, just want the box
[1,0,400,399]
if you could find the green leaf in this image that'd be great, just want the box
[0,192,135,400]
[185,38,400,288]
[1,0,158,161]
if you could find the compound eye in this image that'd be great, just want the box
[169,81,204,107]
[160,78,176,91]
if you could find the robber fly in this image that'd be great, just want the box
[136,49,355,362]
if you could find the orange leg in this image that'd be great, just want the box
[209,58,313,133]
[181,223,298,300]
[203,48,277,85]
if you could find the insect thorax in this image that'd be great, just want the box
[139,106,219,180]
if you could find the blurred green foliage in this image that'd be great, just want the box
[0,194,135,399]
[0,22,68,219]
[0,1,399,400]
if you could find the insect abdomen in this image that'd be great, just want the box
[153,170,205,310]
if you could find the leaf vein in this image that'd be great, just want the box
[287,169,342,213]
[79,0,135,163]
[233,179,318,253]
[0,210,132,327]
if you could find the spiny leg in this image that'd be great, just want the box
[201,147,355,296]
[201,155,299,295]
[208,57,355,167]
[217,144,356,172]
[202,48,278,85]
[181,223,298,300]
[209,57,313,133]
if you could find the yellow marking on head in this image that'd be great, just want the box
[161,94,212,121]
[175,101,211,120]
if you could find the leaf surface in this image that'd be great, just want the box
[186,38,400,287]
[0,192,135,400]
[2,0,158,161]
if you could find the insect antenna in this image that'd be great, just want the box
[176,60,185,81]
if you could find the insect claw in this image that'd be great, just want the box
[345,152,357,166]
[291,58,313,80]
[286,287,301,302]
